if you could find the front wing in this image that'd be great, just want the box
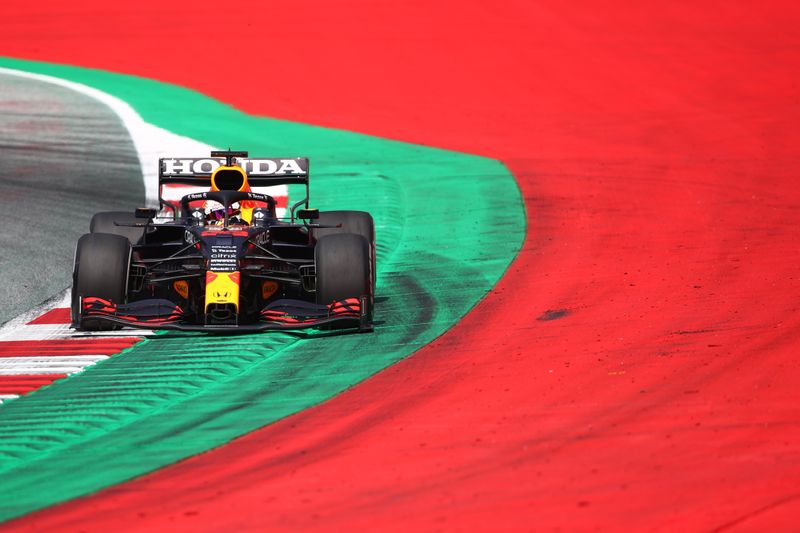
[78,296,371,332]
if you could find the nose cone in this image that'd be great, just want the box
[205,271,240,312]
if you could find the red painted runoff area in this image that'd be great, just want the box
[26,308,71,325]
[3,0,800,530]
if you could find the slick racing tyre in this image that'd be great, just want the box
[90,211,145,244]
[312,211,376,291]
[315,233,372,328]
[71,233,132,331]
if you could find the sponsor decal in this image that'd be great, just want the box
[209,245,238,272]
[261,280,279,300]
[173,280,189,299]
[161,158,308,177]
[253,230,269,246]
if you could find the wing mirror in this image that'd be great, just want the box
[135,207,158,219]
[297,209,319,220]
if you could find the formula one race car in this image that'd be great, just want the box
[71,150,375,332]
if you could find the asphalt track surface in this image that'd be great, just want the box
[3,0,800,531]
[0,73,142,325]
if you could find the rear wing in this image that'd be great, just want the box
[157,152,310,217]
[158,156,309,185]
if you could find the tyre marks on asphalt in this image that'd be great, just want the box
[0,72,143,325]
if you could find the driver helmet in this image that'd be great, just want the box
[204,200,245,225]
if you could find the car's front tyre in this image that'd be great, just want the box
[315,233,372,329]
[312,211,376,291]
[71,233,131,331]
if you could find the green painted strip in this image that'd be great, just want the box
[0,56,524,521]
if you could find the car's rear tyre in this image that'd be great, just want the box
[71,233,131,331]
[90,211,144,244]
[315,233,372,329]
[312,211,376,291]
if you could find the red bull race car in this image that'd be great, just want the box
[71,150,375,332]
